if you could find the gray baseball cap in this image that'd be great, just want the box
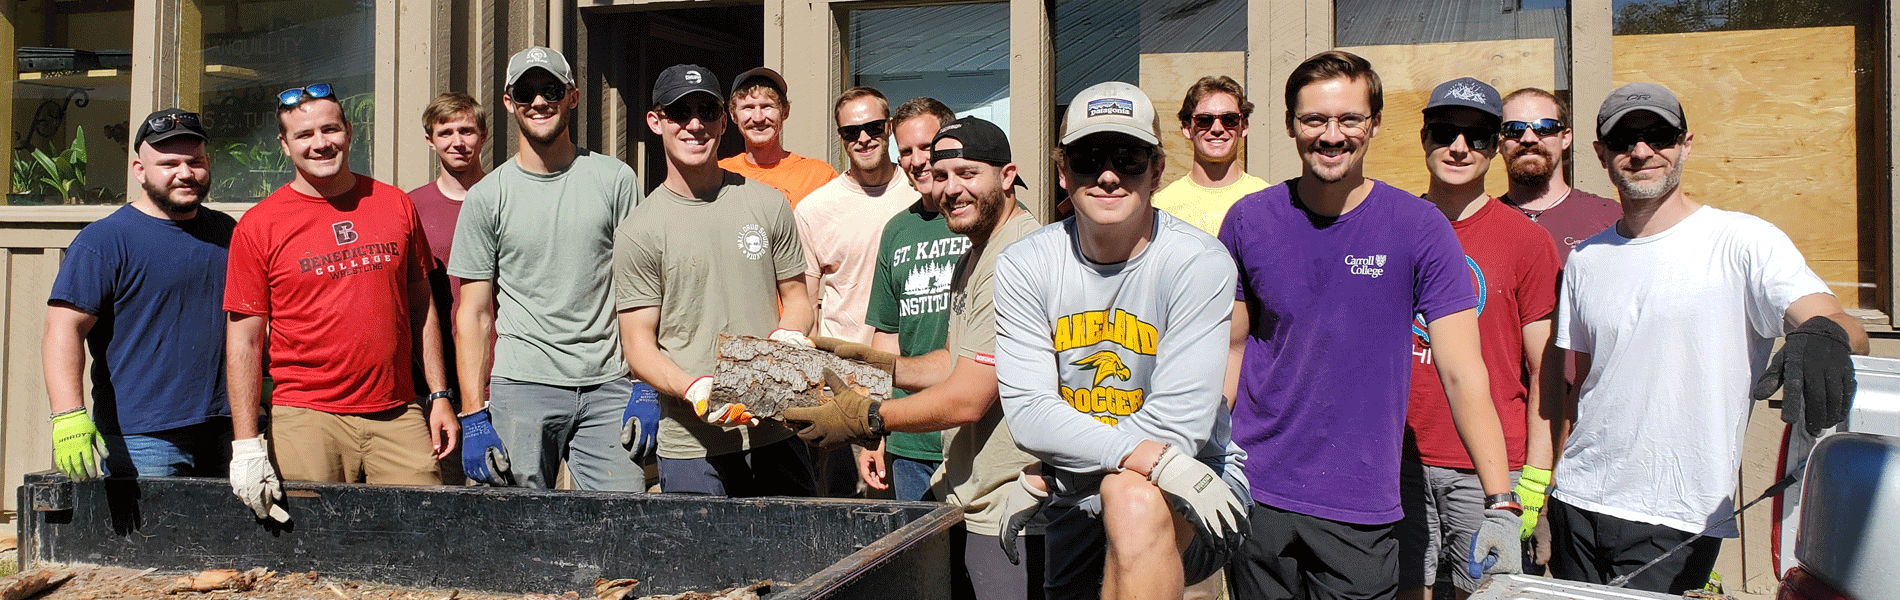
[506,46,574,87]
[1424,77,1501,120]
[1061,81,1159,146]
[1596,82,1685,137]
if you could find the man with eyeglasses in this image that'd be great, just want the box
[445,46,643,491]
[986,80,1249,600]
[225,83,453,520]
[1397,77,1557,600]
[1545,82,1866,594]
[782,116,1044,600]
[793,86,920,497]
[1497,88,1620,262]
[719,67,837,207]
[615,64,817,497]
[1152,75,1268,235]
[44,109,233,483]
[1221,51,1516,600]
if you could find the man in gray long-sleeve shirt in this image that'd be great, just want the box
[992,81,1249,600]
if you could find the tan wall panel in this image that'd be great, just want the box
[1139,52,1248,196]
[4,249,60,514]
[0,249,9,515]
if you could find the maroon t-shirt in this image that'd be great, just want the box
[1500,188,1620,265]
[409,180,465,393]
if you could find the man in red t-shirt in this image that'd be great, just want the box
[223,84,457,521]
[1397,78,1559,599]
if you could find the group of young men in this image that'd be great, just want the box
[42,43,1865,600]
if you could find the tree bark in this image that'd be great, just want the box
[0,570,73,600]
[713,334,892,419]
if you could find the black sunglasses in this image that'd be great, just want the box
[277,83,333,108]
[1501,118,1566,139]
[508,82,569,105]
[1425,122,1499,151]
[1192,112,1243,130]
[1064,144,1153,177]
[147,112,202,134]
[837,119,888,141]
[1602,125,1683,153]
[662,101,724,124]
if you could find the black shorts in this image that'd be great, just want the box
[1545,498,1722,594]
[1228,502,1398,600]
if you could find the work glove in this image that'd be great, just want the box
[997,471,1049,565]
[458,407,514,486]
[822,341,897,379]
[769,328,815,348]
[686,375,757,427]
[782,369,879,449]
[621,381,662,463]
[229,437,290,523]
[1516,466,1551,540]
[1148,445,1248,551]
[1530,510,1553,566]
[1467,508,1524,580]
[1752,316,1856,436]
[51,407,105,480]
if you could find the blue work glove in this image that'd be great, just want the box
[1468,508,1525,580]
[621,381,661,463]
[458,407,513,486]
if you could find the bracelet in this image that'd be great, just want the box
[1484,492,1521,510]
[427,390,456,402]
[50,406,86,419]
[1145,443,1171,476]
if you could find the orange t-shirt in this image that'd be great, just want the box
[719,152,837,207]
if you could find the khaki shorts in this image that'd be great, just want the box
[272,403,441,485]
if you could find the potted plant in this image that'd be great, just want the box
[29,125,88,204]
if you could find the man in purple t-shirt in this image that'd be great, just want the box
[1496,88,1619,264]
[1219,50,1518,600]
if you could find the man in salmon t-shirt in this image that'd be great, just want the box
[223,83,456,521]
[718,67,836,207]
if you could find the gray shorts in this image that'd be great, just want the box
[1396,460,1520,592]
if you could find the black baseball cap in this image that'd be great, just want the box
[134,108,207,150]
[652,64,722,107]
[931,116,1024,188]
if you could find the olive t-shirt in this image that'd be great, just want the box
[613,172,806,459]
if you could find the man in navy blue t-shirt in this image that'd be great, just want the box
[43,108,235,479]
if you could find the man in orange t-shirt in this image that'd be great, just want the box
[718,67,835,207]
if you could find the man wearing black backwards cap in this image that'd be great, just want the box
[446,46,644,490]
[615,64,818,497]
[44,109,234,482]
[783,116,1044,600]
[1546,82,1867,593]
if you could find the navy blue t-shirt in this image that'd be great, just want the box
[49,204,235,434]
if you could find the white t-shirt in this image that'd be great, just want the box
[794,172,919,343]
[1552,205,1829,536]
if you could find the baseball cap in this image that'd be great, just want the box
[652,64,723,106]
[505,46,574,87]
[1424,77,1502,120]
[730,66,787,97]
[134,108,207,150]
[1060,81,1158,146]
[1596,82,1685,137]
[932,116,1025,188]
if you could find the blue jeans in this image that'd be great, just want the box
[487,376,644,491]
[890,456,940,501]
[658,438,815,497]
[101,417,232,479]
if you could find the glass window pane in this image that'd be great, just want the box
[850,3,1012,138]
[187,1,376,203]
[8,2,134,206]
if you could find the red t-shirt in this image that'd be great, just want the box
[225,176,433,414]
[1405,198,1561,469]
[408,180,464,304]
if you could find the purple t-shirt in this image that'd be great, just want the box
[1501,188,1620,265]
[1219,179,1477,524]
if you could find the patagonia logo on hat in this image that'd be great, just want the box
[1087,98,1134,118]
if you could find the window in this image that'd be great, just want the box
[850,3,1012,138]
[7,1,135,206]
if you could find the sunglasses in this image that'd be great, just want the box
[147,112,202,135]
[1602,125,1683,152]
[1425,122,1500,151]
[1501,118,1566,139]
[277,83,333,108]
[662,101,724,124]
[837,119,888,141]
[1192,112,1243,130]
[1063,144,1153,177]
[508,82,569,105]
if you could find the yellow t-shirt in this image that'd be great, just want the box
[1152,172,1270,235]
[719,153,838,208]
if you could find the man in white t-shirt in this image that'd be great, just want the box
[1550,82,1867,594]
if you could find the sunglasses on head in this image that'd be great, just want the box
[508,82,569,105]
[1063,144,1153,177]
[1501,118,1566,139]
[837,119,888,141]
[277,83,333,108]
[147,112,202,135]
[1425,122,1499,151]
[662,100,724,124]
[1602,125,1683,152]
[1192,112,1243,130]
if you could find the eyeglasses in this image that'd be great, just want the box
[1425,123,1500,151]
[1501,118,1566,139]
[508,82,569,105]
[1063,144,1153,176]
[147,112,202,135]
[1295,113,1371,134]
[662,101,724,124]
[277,83,333,108]
[837,119,888,141]
[1192,112,1243,130]
[1602,125,1683,153]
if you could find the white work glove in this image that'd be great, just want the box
[769,328,814,348]
[997,471,1049,565]
[1148,445,1247,550]
[1467,508,1524,580]
[686,376,757,427]
[229,437,290,523]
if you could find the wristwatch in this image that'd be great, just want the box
[1485,492,1523,514]
[427,390,456,405]
[866,402,889,437]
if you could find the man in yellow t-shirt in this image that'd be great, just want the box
[718,67,837,207]
[1152,75,1268,235]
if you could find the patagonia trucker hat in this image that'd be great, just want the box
[1061,81,1158,146]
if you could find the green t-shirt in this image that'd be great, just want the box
[866,201,972,462]
[612,173,805,459]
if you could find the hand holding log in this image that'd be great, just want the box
[713,334,892,420]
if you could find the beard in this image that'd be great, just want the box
[142,179,205,214]
[1506,144,1558,187]
[1609,159,1682,202]
[947,185,1007,236]
[517,109,570,145]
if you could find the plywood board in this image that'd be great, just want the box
[1139,52,1250,197]
[4,249,59,514]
